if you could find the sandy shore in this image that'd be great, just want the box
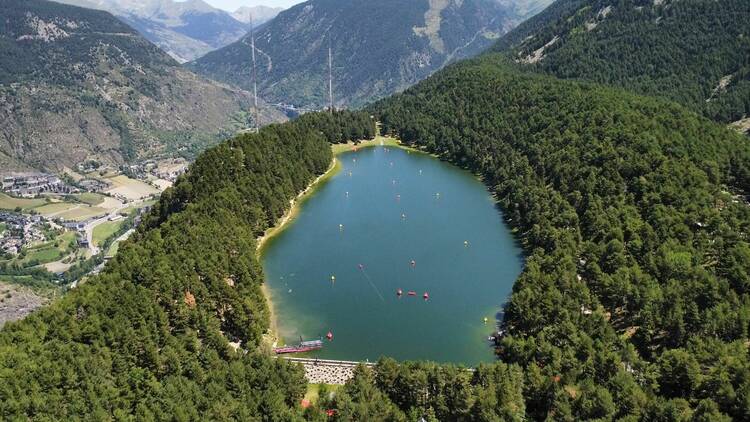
[256,156,340,347]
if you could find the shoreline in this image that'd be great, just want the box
[256,156,340,348]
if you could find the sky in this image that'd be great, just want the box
[202,0,303,11]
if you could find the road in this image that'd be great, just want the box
[83,198,146,256]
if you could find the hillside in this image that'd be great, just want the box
[365,54,750,419]
[492,0,750,129]
[53,0,254,62]
[0,112,373,418]
[189,0,551,109]
[3,47,750,417]
[0,0,283,172]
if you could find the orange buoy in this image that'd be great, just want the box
[326,331,333,341]
[423,292,429,300]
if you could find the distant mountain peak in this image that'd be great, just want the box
[231,5,284,24]
[191,0,552,109]
[53,0,251,61]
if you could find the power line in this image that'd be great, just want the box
[328,32,333,113]
[250,17,260,132]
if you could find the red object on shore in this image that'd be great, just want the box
[423,292,429,300]
[407,291,416,296]
[326,331,333,341]
[397,289,403,296]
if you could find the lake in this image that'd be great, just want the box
[260,146,523,365]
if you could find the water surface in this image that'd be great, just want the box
[261,146,523,365]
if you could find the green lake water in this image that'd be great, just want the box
[261,146,523,365]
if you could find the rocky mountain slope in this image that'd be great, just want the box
[232,5,283,25]
[190,0,553,109]
[0,0,283,172]
[53,0,256,62]
[492,0,750,129]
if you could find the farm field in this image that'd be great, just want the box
[71,193,105,206]
[0,193,46,211]
[92,220,125,247]
[56,206,108,222]
[105,175,159,200]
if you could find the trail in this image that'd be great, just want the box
[359,268,385,302]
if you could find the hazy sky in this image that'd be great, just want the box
[202,0,303,11]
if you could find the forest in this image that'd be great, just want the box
[0,111,374,419]
[495,0,750,124]
[357,53,750,420]
[3,41,750,418]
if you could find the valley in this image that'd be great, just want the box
[1,0,750,419]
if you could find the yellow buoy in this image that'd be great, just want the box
[464,240,469,247]
[483,317,489,324]
[331,275,336,282]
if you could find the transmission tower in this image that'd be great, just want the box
[328,33,333,113]
[250,17,260,132]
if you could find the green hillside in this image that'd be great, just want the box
[4,49,750,418]
[491,0,750,128]
[0,111,375,418]
[363,54,750,419]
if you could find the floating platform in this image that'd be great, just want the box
[273,339,323,354]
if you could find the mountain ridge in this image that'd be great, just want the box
[190,0,551,109]
[53,0,259,62]
[0,0,283,171]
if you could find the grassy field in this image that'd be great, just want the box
[92,220,125,247]
[57,206,107,222]
[71,192,105,206]
[0,193,46,211]
[12,231,77,266]
[32,202,78,216]
[105,175,159,200]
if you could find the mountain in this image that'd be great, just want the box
[492,0,750,129]
[189,0,554,109]
[54,0,252,62]
[4,52,750,417]
[232,5,284,25]
[0,0,283,171]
